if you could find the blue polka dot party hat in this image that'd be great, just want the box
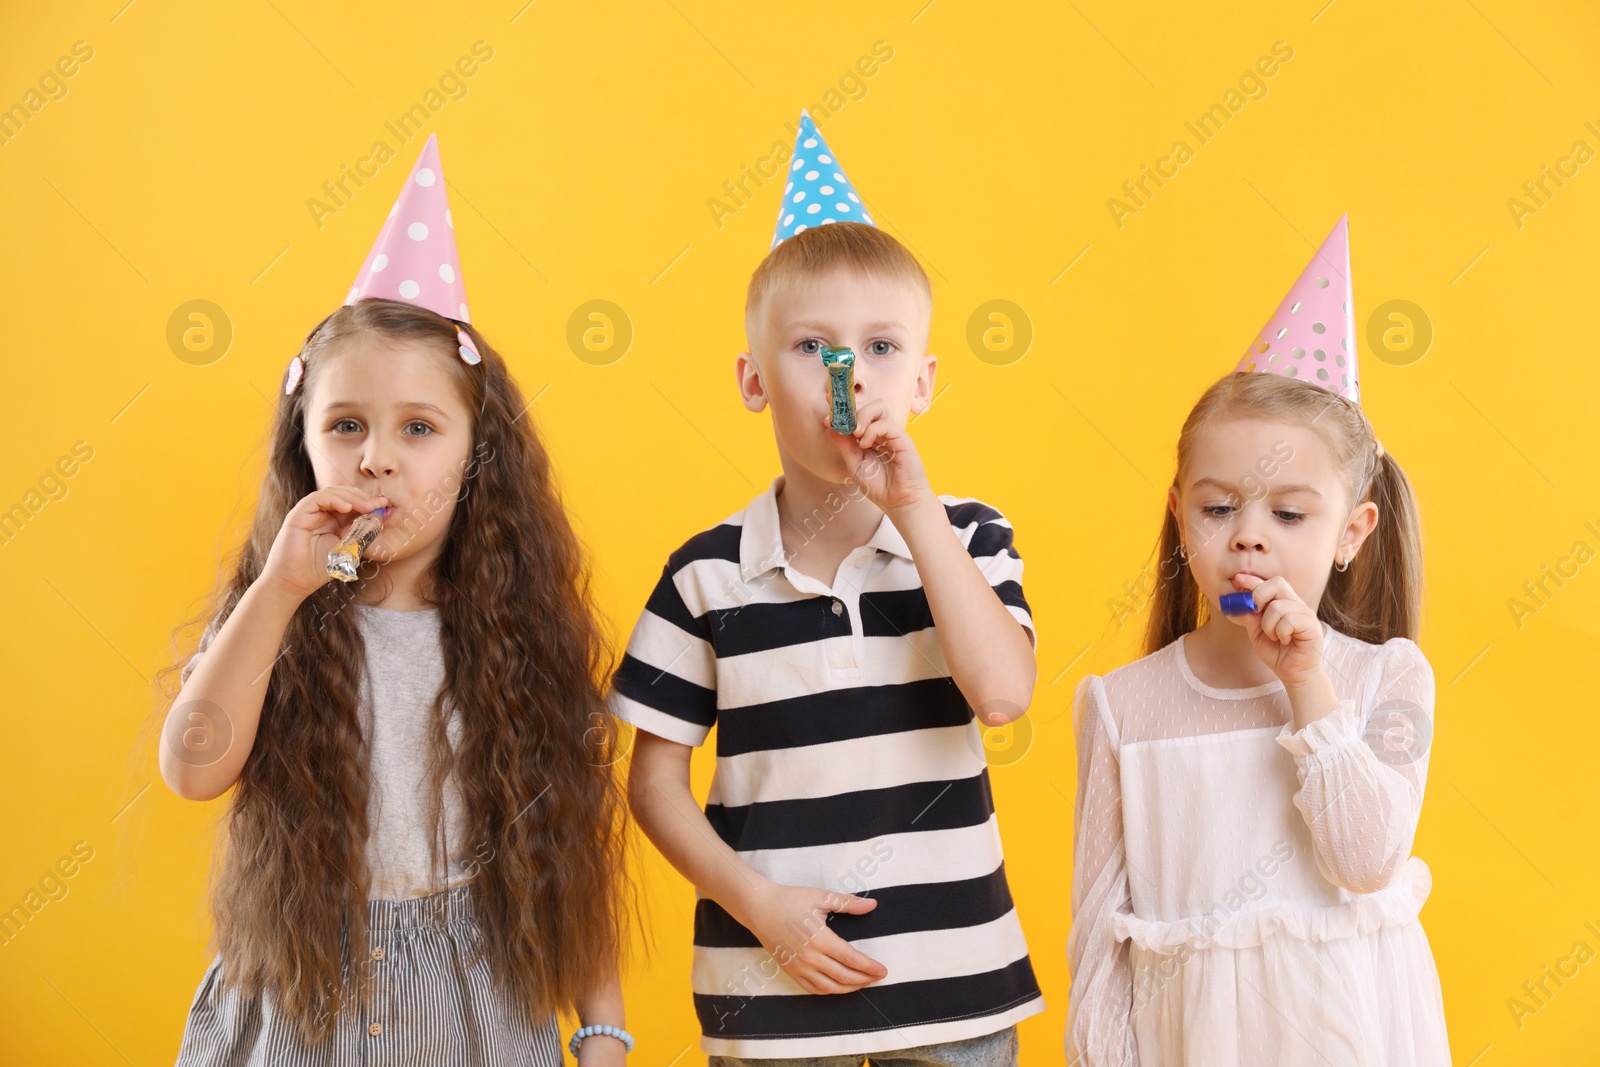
[772,110,874,249]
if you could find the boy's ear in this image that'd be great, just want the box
[909,353,938,415]
[735,350,768,412]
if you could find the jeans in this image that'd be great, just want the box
[709,1024,1018,1067]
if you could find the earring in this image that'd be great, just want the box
[1176,542,1190,564]
[1335,553,1353,572]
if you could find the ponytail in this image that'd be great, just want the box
[1319,449,1423,644]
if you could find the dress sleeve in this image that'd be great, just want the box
[606,560,719,747]
[1065,675,1140,1067]
[1274,637,1434,894]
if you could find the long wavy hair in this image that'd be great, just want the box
[155,297,633,1041]
[1145,371,1423,655]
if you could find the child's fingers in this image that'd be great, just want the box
[1259,599,1284,639]
[290,490,391,540]
[1230,571,1267,595]
[792,966,858,996]
[1234,574,1304,609]
[792,972,841,996]
[809,901,888,979]
[852,397,888,427]
[806,940,885,988]
[1263,598,1321,647]
[1264,606,1297,644]
[816,934,888,982]
[852,402,890,449]
[826,892,879,916]
[304,486,387,515]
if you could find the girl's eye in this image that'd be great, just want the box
[867,340,896,356]
[1202,505,1234,517]
[1275,510,1306,523]
[333,418,361,434]
[798,338,823,355]
[403,421,434,437]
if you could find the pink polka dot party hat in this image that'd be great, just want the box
[1235,214,1360,404]
[285,134,478,395]
[345,133,472,325]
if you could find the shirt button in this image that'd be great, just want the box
[370,946,385,960]
[831,599,844,616]
[368,1023,383,1037]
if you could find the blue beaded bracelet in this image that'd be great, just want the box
[568,1024,634,1055]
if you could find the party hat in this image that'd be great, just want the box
[772,110,874,249]
[1236,214,1359,403]
[287,134,478,395]
[346,133,471,324]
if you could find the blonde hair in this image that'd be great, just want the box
[1146,371,1423,654]
[745,221,931,337]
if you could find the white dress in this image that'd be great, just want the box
[1065,623,1451,1066]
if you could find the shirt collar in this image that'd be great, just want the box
[739,474,914,583]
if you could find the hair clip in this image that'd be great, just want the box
[284,355,305,396]
[457,327,481,365]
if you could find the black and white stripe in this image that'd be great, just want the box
[609,477,1045,1057]
[174,882,563,1066]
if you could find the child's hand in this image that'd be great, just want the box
[260,487,391,603]
[1228,573,1326,689]
[744,882,888,995]
[826,399,933,517]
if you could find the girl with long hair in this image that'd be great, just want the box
[156,137,633,1066]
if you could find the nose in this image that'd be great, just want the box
[359,442,396,480]
[1230,506,1268,553]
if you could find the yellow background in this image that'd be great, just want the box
[3,0,1598,1062]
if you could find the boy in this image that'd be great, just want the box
[610,112,1044,1064]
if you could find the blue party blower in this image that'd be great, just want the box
[1219,590,1257,617]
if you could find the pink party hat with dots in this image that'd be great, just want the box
[285,134,477,395]
[1236,214,1359,404]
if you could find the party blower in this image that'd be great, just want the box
[1219,590,1257,616]
[326,506,394,582]
[821,345,857,434]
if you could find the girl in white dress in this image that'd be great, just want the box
[1066,219,1451,1066]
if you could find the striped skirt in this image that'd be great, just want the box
[174,882,563,1067]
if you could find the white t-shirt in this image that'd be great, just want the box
[182,602,473,900]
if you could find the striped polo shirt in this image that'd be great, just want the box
[608,475,1045,1057]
